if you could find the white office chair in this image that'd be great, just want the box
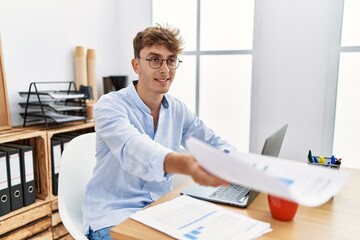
[58,132,96,240]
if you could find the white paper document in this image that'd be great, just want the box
[48,92,85,99]
[131,195,271,240]
[186,137,350,207]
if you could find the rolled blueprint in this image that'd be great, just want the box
[74,46,87,91]
[86,48,98,102]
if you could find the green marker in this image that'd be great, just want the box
[308,150,314,163]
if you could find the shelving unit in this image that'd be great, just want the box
[0,122,95,239]
[19,81,88,128]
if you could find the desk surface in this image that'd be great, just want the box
[111,168,360,240]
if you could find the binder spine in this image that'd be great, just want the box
[51,140,62,196]
[8,151,23,211]
[0,152,11,216]
[23,148,36,206]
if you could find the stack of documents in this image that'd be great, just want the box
[131,195,271,240]
[186,137,350,207]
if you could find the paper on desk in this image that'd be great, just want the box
[131,195,271,240]
[186,137,350,207]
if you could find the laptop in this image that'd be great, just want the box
[181,124,288,208]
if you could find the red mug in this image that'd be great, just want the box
[267,194,299,221]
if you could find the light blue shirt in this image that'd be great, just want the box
[82,80,235,234]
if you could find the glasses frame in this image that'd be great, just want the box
[139,56,182,70]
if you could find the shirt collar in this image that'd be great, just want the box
[128,80,169,112]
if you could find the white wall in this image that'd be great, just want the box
[0,0,151,126]
[251,0,343,163]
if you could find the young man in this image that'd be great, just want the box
[83,25,235,240]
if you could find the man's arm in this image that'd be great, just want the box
[164,152,229,187]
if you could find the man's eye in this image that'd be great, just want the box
[168,58,176,64]
[150,58,160,63]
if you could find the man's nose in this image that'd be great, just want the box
[159,59,170,72]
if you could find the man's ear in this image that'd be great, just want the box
[131,58,140,74]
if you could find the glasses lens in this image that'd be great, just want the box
[167,58,179,69]
[149,58,161,69]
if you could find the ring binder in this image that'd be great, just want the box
[0,151,11,216]
[0,146,24,211]
[51,140,62,196]
[2,143,36,206]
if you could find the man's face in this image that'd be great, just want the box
[132,45,177,96]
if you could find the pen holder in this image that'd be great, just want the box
[307,151,341,170]
[307,156,341,170]
[86,102,95,123]
[307,161,341,170]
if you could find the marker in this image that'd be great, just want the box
[330,155,336,165]
[308,150,314,163]
[334,158,342,165]
[313,156,319,163]
[319,156,325,164]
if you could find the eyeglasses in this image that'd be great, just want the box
[139,56,182,70]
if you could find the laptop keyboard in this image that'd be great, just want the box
[209,184,250,203]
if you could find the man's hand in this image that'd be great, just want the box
[164,152,229,187]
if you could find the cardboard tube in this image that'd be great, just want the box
[87,49,98,102]
[74,46,87,91]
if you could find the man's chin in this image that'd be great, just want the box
[157,85,171,94]
[158,87,170,94]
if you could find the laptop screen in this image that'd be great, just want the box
[261,124,288,157]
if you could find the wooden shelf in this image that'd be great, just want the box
[0,201,52,236]
[46,122,95,199]
[0,129,50,202]
[0,122,95,239]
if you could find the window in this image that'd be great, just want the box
[333,0,360,168]
[152,0,254,151]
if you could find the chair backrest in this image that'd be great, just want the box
[58,132,96,240]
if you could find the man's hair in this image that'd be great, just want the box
[133,24,184,58]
